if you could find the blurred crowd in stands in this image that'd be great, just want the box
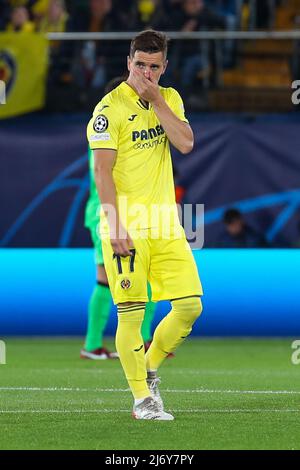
[0,0,283,33]
[0,0,285,109]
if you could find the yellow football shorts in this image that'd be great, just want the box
[101,227,203,305]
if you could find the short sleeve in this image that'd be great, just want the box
[167,88,189,123]
[87,100,121,151]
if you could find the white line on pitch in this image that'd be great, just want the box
[0,409,299,414]
[164,389,300,395]
[0,387,127,392]
[171,369,298,377]
[1,387,300,395]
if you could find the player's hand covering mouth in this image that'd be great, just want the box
[129,69,161,104]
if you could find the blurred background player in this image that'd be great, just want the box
[218,208,268,248]
[81,76,157,360]
[80,144,118,360]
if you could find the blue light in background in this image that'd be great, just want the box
[0,249,299,336]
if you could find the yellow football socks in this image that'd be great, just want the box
[145,297,203,371]
[116,303,151,400]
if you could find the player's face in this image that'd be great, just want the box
[127,51,167,84]
[226,220,244,236]
[184,0,203,15]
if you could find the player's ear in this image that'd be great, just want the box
[127,55,131,72]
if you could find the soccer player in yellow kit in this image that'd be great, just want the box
[87,30,203,420]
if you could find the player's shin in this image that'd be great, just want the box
[145,297,203,371]
[116,303,151,400]
[85,282,111,351]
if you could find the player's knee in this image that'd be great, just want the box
[172,297,203,323]
[185,297,203,322]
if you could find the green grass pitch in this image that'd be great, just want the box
[0,338,300,450]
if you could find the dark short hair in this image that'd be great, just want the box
[223,208,242,225]
[130,30,168,59]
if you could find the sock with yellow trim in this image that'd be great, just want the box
[116,303,151,400]
[145,297,203,371]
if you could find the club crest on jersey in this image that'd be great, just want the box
[121,278,131,290]
[93,114,109,133]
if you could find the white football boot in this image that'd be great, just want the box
[147,372,164,412]
[132,397,174,421]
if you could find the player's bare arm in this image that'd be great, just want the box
[151,92,194,154]
[94,149,133,257]
[129,68,194,154]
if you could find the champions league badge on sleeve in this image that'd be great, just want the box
[93,114,109,133]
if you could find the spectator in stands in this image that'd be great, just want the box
[206,0,239,66]
[63,0,126,88]
[38,0,68,34]
[218,208,268,248]
[38,0,68,85]
[6,0,43,17]
[204,1,239,66]
[3,1,52,28]
[6,5,35,31]
[170,0,226,97]
[174,0,226,31]
[32,1,53,27]
[128,0,170,31]
[69,0,124,35]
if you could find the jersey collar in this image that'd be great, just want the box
[120,82,150,110]
[121,81,139,99]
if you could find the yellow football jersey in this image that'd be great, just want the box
[86,82,188,236]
